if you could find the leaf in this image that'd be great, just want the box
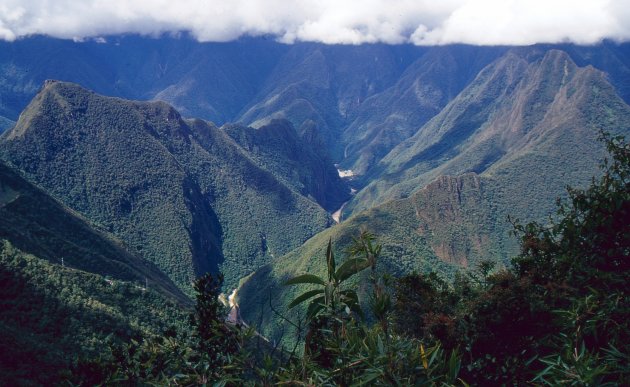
[335,258,370,282]
[351,371,382,386]
[420,344,428,370]
[377,335,385,356]
[284,274,325,286]
[339,289,359,305]
[306,296,326,320]
[288,289,324,309]
[326,238,336,282]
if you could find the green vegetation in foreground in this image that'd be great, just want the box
[64,133,628,385]
[0,241,190,386]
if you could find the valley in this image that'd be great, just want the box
[0,35,629,384]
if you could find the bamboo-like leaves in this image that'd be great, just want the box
[284,235,377,322]
[287,289,324,310]
[326,238,335,282]
[284,274,326,286]
[306,296,326,320]
[334,258,370,283]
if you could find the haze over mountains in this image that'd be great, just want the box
[1,35,630,373]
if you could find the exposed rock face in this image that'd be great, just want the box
[412,174,487,266]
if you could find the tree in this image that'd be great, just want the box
[510,132,630,384]
[190,272,239,372]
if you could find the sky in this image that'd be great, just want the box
[1,0,629,45]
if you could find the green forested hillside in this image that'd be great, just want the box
[41,132,630,386]
[224,119,350,211]
[0,37,629,385]
[0,160,190,385]
[0,160,188,303]
[0,81,336,290]
[0,241,189,385]
[238,173,504,343]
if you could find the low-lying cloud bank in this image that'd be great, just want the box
[1,0,629,45]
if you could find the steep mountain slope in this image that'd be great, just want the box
[0,35,285,124]
[0,160,190,384]
[237,44,422,159]
[0,241,189,385]
[341,46,507,175]
[223,119,350,211]
[0,160,188,303]
[349,49,630,216]
[0,81,333,290]
[2,37,629,169]
[238,173,507,342]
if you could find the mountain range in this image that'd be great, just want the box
[1,35,630,367]
[235,47,630,342]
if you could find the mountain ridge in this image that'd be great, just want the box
[0,81,342,290]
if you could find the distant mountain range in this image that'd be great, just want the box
[1,35,630,355]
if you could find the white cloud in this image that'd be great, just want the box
[0,0,628,45]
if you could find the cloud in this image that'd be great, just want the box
[0,0,628,45]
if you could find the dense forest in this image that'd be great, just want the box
[50,132,628,385]
[0,37,629,385]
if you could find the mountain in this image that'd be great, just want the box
[237,48,630,343]
[0,81,338,290]
[0,35,286,125]
[223,119,350,211]
[0,159,190,384]
[2,38,630,332]
[0,159,188,303]
[236,44,422,159]
[348,49,630,215]
[2,37,629,166]
[0,116,13,132]
[340,46,507,175]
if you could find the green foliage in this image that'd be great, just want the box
[63,129,630,387]
[190,272,239,370]
[390,132,630,385]
[0,160,189,304]
[510,132,630,385]
[285,237,369,321]
[0,241,189,385]
[278,233,464,386]
[224,120,350,212]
